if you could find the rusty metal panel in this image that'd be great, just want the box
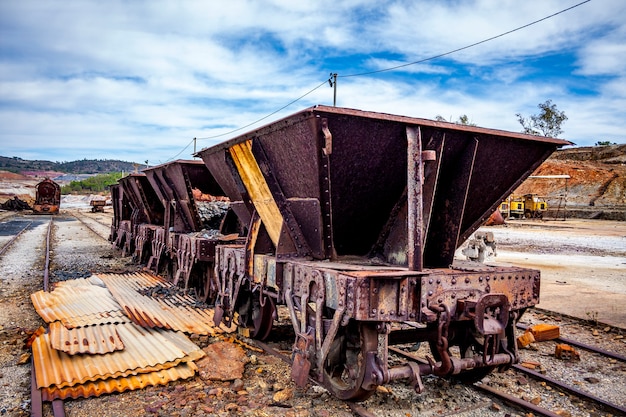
[197,106,570,268]
[30,277,126,328]
[143,160,225,233]
[32,322,205,389]
[42,361,197,401]
[117,173,164,225]
[98,272,236,335]
[49,321,125,355]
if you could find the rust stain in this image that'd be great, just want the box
[30,277,126,328]
[41,361,198,401]
[49,321,125,355]
[32,322,204,390]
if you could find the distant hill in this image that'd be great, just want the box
[514,144,626,220]
[0,156,140,175]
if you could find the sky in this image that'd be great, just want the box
[1,0,625,165]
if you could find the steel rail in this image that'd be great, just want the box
[512,364,626,416]
[473,383,562,417]
[72,212,111,241]
[389,343,626,417]
[32,217,66,417]
[0,219,33,257]
[43,218,52,292]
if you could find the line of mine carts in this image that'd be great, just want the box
[108,106,570,400]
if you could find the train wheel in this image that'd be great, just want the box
[250,293,275,341]
[191,271,212,304]
[322,321,378,401]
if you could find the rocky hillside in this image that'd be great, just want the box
[514,144,626,220]
[0,156,139,175]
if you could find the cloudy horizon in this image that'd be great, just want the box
[1,0,624,164]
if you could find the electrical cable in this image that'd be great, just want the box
[195,79,329,141]
[163,138,195,163]
[176,0,590,160]
[341,0,591,78]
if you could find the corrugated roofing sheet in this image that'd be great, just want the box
[33,322,205,389]
[97,272,235,335]
[49,321,124,355]
[29,272,234,400]
[41,361,198,401]
[30,277,127,328]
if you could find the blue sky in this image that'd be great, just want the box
[1,0,624,164]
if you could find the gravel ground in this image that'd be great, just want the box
[1,210,625,417]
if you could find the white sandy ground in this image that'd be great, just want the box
[461,220,626,329]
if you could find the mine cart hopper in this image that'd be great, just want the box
[109,184,133,253]
[197,105,570,400]
[32,178,61,215]
[89,199,106,213]
[116,173,164,262]
[143,160,237,302]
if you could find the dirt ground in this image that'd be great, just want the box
[1,207,625,417]
[472,218,626,329]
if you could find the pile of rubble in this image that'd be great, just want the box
[0,196,31,211]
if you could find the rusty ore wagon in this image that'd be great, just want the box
[112,105,570,400]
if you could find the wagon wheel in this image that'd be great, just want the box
[322,320,378,401]
[190,270,212,304]
[250,293,275,341]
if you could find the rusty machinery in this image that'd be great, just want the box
[110,105,569,400]
[194,105,570,400]
[32,178,61,215]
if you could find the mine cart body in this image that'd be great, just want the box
[32,178,61,215]
[196,105,570,399]
[116,173,165,261]
[142,160,236,301]
[109,183,133,252]
[90,199,106,213]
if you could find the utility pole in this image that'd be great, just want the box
[193,137,197,155]
[329,73,337,106]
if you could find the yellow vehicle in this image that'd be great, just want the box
[501,194,547,219]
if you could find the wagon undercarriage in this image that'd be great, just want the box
[213,245,538,399]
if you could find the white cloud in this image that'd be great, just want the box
[1,0,625,164]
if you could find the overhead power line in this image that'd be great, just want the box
[340,0,591,78]
[179,0,590,160]
[194,79,329,141]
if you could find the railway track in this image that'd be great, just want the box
[69,210,112,241]
[250,313,626,417]
[2,210,624,416]
[0,217,34,257]
[0,211,132,417]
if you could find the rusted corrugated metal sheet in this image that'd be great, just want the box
[33,322,205,390]
[31,277,126,328]
[41,361,198,401]
[49,321,125,355]
[97,272,235,335]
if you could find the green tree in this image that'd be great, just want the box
[60,172,124,194]
[595,140,617,146]
[516,100,567,137]
[435,114,476,126]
